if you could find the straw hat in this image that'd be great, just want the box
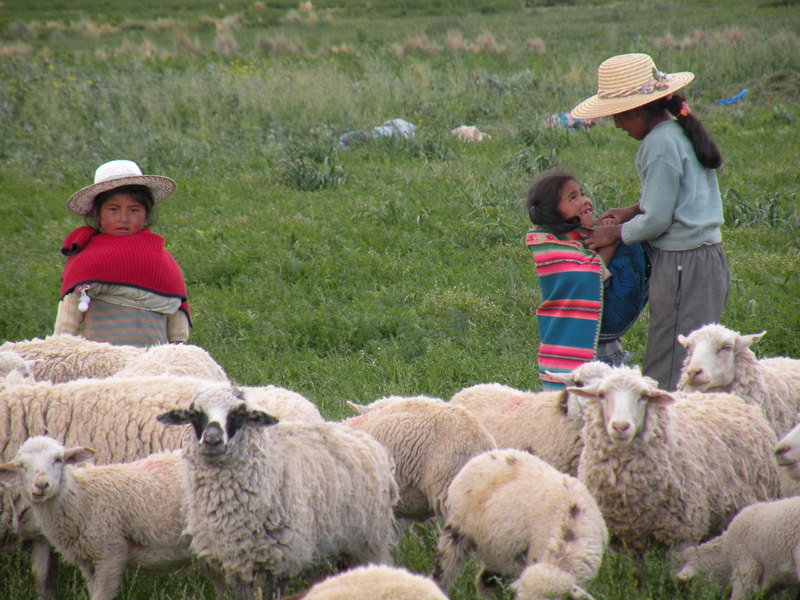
[570,53,694,120]
[67,160,176,216]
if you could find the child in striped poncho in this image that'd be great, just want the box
[526,168,648,390]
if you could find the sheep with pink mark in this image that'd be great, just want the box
[570,366,780,553]
[449,361,612,475]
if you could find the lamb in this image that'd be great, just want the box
[0,436,226,600]
[678,323,800,437]
[569,365,781,554]
[0,334,229,383]
[675,496,800,600]
[343,395,496,519]
[157,384,399,600]
[433,448,607,600]
[0,350,35,378]
[283,564,449,600]
[0,374,321,599]
[449,361,612,475]
[239,384,324,423]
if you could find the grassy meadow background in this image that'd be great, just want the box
[1,0,799,597]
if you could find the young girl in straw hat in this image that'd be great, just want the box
[526,167,649,389]
[571,53,730,391]
[55,160,191,347]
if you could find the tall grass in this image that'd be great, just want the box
[1,0,799,598]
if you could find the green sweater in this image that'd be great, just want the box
[621,119,723,251]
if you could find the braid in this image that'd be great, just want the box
[646,94,723,169]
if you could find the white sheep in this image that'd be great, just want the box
[113,342,228,381]
[569,366,781,554]
[157,384,399,600]
[675,496,800,600]
[283,564,449,600]
[239,384,324,423]
[449,362,612,475]
[0,436,226,600]
[678,324,800,437]
[0,334,229,383]
[0,334,143,382]
[433,448,607,600]
[774,423,800,497]
[0,350,35,378]
[0,374,320,599]
[343,395,496,519]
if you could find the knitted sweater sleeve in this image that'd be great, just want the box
[53,292,84,335]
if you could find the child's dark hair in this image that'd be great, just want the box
[641,93,723,169]
[86,185,157,230]
[526,168,582,233]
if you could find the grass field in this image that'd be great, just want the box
[1,0,799,598]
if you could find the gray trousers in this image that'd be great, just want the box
[643,244,730,391]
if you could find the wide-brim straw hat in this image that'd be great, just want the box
[67,159,176,216]
[570,53,694,120]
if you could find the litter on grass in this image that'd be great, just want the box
[542,112,596,130]
[717,89,748,105]
[451,125,490,142]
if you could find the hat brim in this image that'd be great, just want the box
[570,71,695,120]
[67,175,176,216]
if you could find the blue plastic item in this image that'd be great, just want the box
[716,89,748,105]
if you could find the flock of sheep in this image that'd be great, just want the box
[0,323,799,600]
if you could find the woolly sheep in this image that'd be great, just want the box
[283,564,449,600]
[239,384,324,423]
[343,395,496,519]
[0,436,226,600]
[0,374,321,598]
[449,362,612,475]
[675,496,800,600]
[774,423,800,497]
[678,324,800,437]
[0,350,35,378]
[1,334,229,383]
[113,342,228,381]
[433,449,607,600]
[157,384,399,600]
[570,366,780,554]
[0,334,143,382]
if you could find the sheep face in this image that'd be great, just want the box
[157,386,278,461]
[678,324,764,391]
[568,369,673,446]
[546,361,613,419]
[0,436,94,503]
[775,424,800,479]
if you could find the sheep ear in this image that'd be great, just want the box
[566,384,599,399]
[247,410,279,427]
[571,585,596,600]
[645,390,675,405]
[674,561,697,580]
[157,409,193,426]
[346,401,368,414]
[63,447,95,465]
[545,370,573,385]
[677,334,689,348]
[0,462,19,483]
[737,331,766,350]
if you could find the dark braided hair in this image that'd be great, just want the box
[526,168,582,233]
[641,93,723,169]
[86,185,157,231]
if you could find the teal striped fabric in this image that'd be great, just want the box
[82,299,169,347]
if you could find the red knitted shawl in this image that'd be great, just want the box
[60,226,191,321]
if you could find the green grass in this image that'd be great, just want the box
[1,0,799,598]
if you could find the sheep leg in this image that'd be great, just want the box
[728,559,762,600]
[432,524,474,593]
[87,557,127,600]
[31,541,58,600]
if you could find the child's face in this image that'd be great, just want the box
[557,179,594,228]
[97,193,147,235]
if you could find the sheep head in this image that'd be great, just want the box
[678,324,765,392]
[511,563,596,600]
[0,436,94,503]
[568,367,673,446]
[157,384,279,461]
[775,423,800,480]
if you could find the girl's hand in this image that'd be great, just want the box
[597,204,641,225]
[585,224,622,251]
